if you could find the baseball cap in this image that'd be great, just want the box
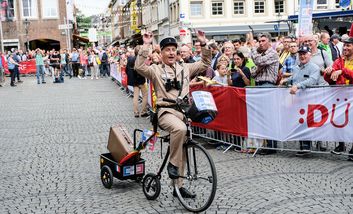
[298,46,311,53]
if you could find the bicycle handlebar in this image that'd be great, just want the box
[162,98,177,104]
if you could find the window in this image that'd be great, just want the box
[275,0,285,14]
[42,0,58,18]
[316,0,327,9]
[22,0,38,18]
[1,0,15,21]
[190,1,202,16]
[233,0,245,15]
[212,1,223,16]
[335,0,340,8]
[254,1,265,14]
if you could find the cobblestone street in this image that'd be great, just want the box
[1,77,353,214]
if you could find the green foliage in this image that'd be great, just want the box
[76,9,92,34]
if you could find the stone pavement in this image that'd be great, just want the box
[0,77,352,214]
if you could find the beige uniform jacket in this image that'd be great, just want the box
[134,45,212,117]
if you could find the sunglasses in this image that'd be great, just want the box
[144,33,153,38]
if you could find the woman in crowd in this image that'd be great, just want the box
[230,51,251,87]
[0,51,5,87]
[89,51,99,79]
[79,50,88,79]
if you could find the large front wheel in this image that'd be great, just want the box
[174,141,217,212]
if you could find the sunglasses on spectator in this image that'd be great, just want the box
[290,46,297,48]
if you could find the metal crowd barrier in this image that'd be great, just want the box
[110,64,353,158]
[191,126,353,158]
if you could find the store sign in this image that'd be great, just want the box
[88,28,97,42]
[179,29,186,37]
[130,0,140,33]
[339,0,352,8]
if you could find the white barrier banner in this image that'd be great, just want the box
[110,63,118,81]
[246,87,353,142]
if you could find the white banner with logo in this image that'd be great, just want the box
[246,87,353,142]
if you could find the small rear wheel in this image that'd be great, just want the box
[142,173,161,200]
[101,165,113,189]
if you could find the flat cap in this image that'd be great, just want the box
[160,37,178,50]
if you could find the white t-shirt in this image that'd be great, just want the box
[212,75,228,85]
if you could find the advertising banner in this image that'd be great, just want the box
[192,86,353,142]
[298,0,314,37]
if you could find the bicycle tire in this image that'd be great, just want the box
[174,141,217,212]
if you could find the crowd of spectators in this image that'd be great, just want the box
[121,30,352,159]
[1,30,352,160]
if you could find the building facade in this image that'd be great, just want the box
[0,0,72,51]
[108,0,346,44]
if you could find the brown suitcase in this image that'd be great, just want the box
[107,125,133,163]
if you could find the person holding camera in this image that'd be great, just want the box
[230,51,251,87]
[134,31,211,198]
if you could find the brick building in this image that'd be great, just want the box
[0,0,71,52]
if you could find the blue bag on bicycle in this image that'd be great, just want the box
[187,91,218,124]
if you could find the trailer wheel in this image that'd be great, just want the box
[101,165,113,189]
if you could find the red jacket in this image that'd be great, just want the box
[324,57,353,85]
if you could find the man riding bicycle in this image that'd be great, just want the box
[134,31,211,198]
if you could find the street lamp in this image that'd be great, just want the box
[23,18,30,51]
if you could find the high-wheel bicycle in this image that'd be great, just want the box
[141,96,218,212]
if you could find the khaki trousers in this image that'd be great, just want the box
[133,84,148,116]
[158,111,187,187]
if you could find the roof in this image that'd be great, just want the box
[288,10,353,21]
[72,34,89,43]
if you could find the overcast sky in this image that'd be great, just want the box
[74,0,111,16]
